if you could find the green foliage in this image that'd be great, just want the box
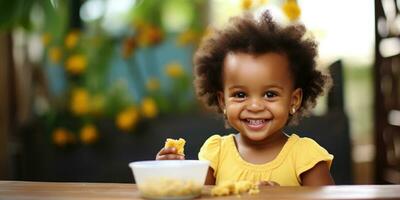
[5,0,207,147]
[0,0,34,30]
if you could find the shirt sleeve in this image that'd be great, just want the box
[294,137,334,182]
[198,134,221,175]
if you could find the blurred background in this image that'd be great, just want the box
[0,0,398,185]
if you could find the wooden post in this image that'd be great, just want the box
[374,0,400,184]
[0,32,12,179]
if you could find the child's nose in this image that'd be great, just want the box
[247,98,265,111]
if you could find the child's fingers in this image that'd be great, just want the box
[156,147,176,158]
[258,181,280,187]
[156,154,185,160]
[156,147,184,160]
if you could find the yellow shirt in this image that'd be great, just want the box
[198,134,333,186]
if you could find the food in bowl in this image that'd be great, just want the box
[129,160,209,199]
[164,138,186,155]
[138,177,202,198]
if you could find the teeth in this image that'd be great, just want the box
[246,119,265,125]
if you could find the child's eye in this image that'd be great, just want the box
[232,92,246,99]
[264,91,277,98]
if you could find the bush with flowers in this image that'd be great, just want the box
[1,0,302,148]
[33,0,208,148]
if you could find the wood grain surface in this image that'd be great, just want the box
[0,181,400,200]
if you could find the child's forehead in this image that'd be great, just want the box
[222,52,295,86]
[224,51,289,63]
[223,52,290,69]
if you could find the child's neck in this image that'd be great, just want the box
[234,131,288,165]
[235,131,287,150]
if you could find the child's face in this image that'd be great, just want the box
[218,52,302,142]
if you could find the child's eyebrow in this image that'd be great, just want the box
[227,85,246,90]
[227,85,284,90]
[264,85,284,90]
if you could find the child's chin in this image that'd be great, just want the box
[243,131,271,141]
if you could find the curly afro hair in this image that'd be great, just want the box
[193,10,331,125]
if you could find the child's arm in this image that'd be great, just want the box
[204,167,216,185]
[300,161,335,186]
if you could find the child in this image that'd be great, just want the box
[156,10,334,186]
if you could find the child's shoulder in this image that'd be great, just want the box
[199,134,235,161]
[204,134,234,143]
[287,134,331,156]
[289,134,319,145]
[201,134,235,149]
[287,134,334,172]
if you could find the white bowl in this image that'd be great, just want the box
[129,160,209,200]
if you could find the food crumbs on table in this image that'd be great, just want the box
[211,180,259,196]
[165,138,186,155]
[248,188,260,195]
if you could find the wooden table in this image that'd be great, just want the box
[0,181,400,200]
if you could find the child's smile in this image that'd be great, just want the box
[240,111,274,140]
[219,52,302,143]
[244,119,267,131]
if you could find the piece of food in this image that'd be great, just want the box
[164,138,186,155]
[211,180,259,196]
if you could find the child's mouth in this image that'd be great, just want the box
[243,119,267,131]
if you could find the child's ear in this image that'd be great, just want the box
[291,88,303,111]
[217,91,225,111]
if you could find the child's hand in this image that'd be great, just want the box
[258,181,280,187]
[155,147,185,160]
[156,138,186,160]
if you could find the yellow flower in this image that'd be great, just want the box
[137,24,163,46]
[122,36,136,59]
[166,62,184,78]
[201,26,214,41]
[65,54,87,75]
[132,18,146,30]
[80,124,99,144]
[282,0,301,21]
[141,97,158,119]
[42,33,52,46]
[241,0,253,10]
[52,128,75,147]
[70,88,90,115]
[258,0,268,5]
[116,106,139,132]
[49,47,62,64]
[65,30,80,49]
[176,30,198,46]
[146,78,160,91]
